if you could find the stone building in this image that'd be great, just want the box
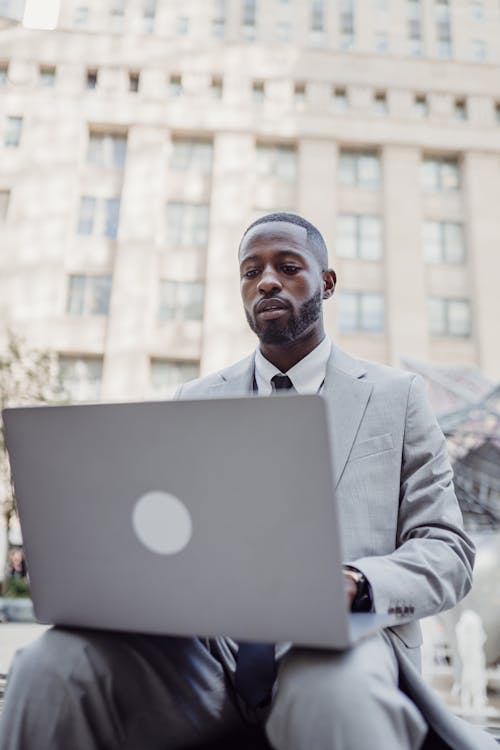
[1,0,500,403]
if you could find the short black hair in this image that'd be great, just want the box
[240,212,329,269]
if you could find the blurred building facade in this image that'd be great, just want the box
[1,0,500,402]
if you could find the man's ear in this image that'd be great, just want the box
[322,269,336,299]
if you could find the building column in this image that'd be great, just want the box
[200,133,257,373]
[297,138,338,335]
[101,125,167,399]
[464,151,500,380]
[382,145,429,366]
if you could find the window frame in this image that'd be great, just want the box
[337,290,385,333]
[165,202,210,248]
[428,297,472,337]
[338,150,381,188]
[66,274,113,317]
[158,279,205,322]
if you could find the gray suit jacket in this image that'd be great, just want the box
[177,344,496,749]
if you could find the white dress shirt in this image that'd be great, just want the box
[254,336,332,395]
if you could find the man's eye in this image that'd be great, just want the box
[242,269,259,279]
[282,265,300,274]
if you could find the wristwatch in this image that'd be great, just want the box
[344,567,373,612]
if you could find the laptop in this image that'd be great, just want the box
[3,394,396,649]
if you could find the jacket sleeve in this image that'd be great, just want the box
[349,375,475,620]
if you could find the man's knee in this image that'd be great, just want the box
[266,641,427,750]
[271,647,371,721]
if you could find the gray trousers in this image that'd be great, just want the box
[0,627,428,750]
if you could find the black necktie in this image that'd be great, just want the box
[235,374,292,708]
[271,373,294,391]
[235,641,276,708]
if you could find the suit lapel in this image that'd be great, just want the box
[323,346,373,487]
[206,346,373,488]
[207,353,256,398]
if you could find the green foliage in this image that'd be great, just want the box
[2,575,30,598]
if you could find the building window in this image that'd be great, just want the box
[256,143,297,180]
[454,98,467,120]
[150,359,200,398]
[422,221,465,264]
[338,292,385,333]
[77,196,121,239]
[87,131,127,168]
[211,76,223,99]
[428,298,471,337]
[294,82,306,106]
[435,0,452,58]
[170,138,213,174]
[86,69,98,89]
[0,189,10,220]
[169,74,183,96]
[39,65,56,87]
[337,215,383,260]
[373,91,387,114]
[165,202,209,248]
[110,0,126,33]
[212,0,226,37]
[73,5,89,27]
[469,0,484,20]
[421,156,460,191]
[142,0,155,33]
[176,15,189,35]
[310,0,324,31]
[437,39,452,58]
[4,116,23,148]
[128,71,140,92]
[241,0,256,39]
[407,0,423,56]
[252,80,265,102]
[338,150,381,188]
[471,40,486,61]
[309,0,325,43]
[58,356,103,402]
[158,280,205,321]
[414,94,428,117]
[332,87,348,112]
[276,22,291,41]
[0,63,8,85]
[375,31,389,52]
[66,274,112,316]
[339,0,355,49]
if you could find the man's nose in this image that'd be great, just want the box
[257,267,282,294]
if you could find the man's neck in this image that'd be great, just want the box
[259,330,325,373]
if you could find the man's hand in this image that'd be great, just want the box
[343,570,357,610]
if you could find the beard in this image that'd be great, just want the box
[246,289,323,345]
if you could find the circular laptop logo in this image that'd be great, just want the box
[132,491,193,555]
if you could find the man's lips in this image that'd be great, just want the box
[255,298,289,315]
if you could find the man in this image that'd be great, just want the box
[0,213,495,750]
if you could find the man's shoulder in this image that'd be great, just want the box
[332,345,417,388]
[175,353,254,399]
[361,357,416,386]
[175,372,223,398]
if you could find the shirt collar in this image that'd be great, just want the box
[254,336,332,395]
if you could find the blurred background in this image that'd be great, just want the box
[1,0,500,729]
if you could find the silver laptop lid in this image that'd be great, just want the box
[3,395,354,648]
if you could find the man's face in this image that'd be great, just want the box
[239,221,330,346]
